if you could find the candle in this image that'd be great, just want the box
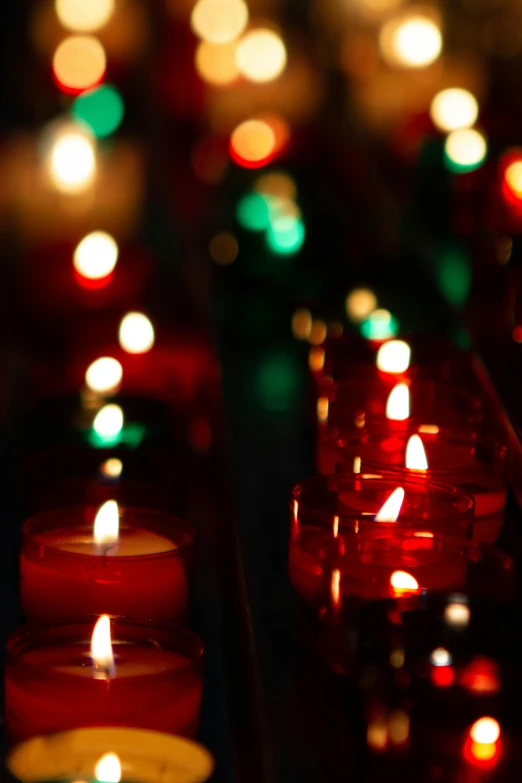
[5,616,204,743]
[7,727,213,783]
[20,503,195,623]
[338,424,508,543]
[289,475,474,606]
[316,377,484,474]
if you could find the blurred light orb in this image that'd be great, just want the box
[345,288,378,323]
[191,0,248,44]
[444,128,487,173]
[55,0,115,32]
[291,309,312,340]
[72,84,124,138]
[195,40,239,86]
[100,457,123,478]
[430,88,479,133]
[93,404,124,438]
[49,128,96,193]
[230,119,276,168]
[377,340,411,373]
[53,35,106,94]
[267,214,305,255]
[119,312,155,355]
[361,309,399,340]
[470,718,500,745]
[236,29,287,83]
[380,15,442,68]
[85,357,123,394]
[74,231,118,279]
[254,171,297,201]
[350,0,405,22]
[505,160,522,199]
[209,232,239,264]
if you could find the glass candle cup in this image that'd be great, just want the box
[5,618,204,744]
[289,474,475,607]
[7,727,214,783]
[20,506,195,624]
[353,596,522,782]
[338,424,508,543]
[316,378,484,474]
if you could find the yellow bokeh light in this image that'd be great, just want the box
[380,15,442,68]
[73,231,119,279]
[470,718,500,745]
[430,88,479,133]
[235,29,287,83]
[118,312,155,355]
[376,340,411,373]
[444,601,470,628]
[309,319,327,346]
[345,288,378,323]
[230,119,276,166]
[254,171,297,201]
[93,404,124,438]
[350,0,405,22]
[445,128,487,169]
[94,753,122,783]
[195,40,239,86]
[388,710,410,745]
[191,0,248,44]
[48,127,96,193]
[309,346,325,372]
[505,161,522,198]
[291,308,312,340]
[100,458,123,479]
[209,232,239,265]
[55,0,115,33]
[53,35,106,93]
[85,357,123,395]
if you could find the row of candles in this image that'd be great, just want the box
[3,2,217,782]
[287,333,514,776]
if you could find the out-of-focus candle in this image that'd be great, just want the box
[20,504,195,623]
[5,617,203,742]
[7,726,213,783]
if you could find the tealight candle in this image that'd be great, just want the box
[289,474,474,606]
[20,503,195,623]
[5,616,204,743]
[7,726,214,783]
[316,378,484,474]
[338,424,508,543]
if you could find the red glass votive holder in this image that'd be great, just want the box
[289,474,474,607]
[20,506,195,623]
[338,424,508,543]
[316,378,484,474]
[354,596,520,781]
[5,618,203,743]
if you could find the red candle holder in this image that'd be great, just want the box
[289,475,474,607]
[5,618,203,743]
[338,424,508,543]
[21,506,195,624]
[316,378,485,474]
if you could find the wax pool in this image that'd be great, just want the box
[5,619,203,744]
[20,507,195,623]
[338,426,507,544]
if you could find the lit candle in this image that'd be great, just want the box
[339,424,507,543]
[20,503,195,623]
[7,726,214,783]
[5,616,204,743]
[289,474,474,606]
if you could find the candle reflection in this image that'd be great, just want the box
[94,753,121,783]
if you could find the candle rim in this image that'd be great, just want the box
[22,505,195,561]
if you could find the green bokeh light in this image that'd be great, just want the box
[360,310,399,341]
[436,245,471,307]
[89,423,145,449]
[72,85,124,138]
[266,214,305,255]
[237,193,271,231]
[254,352,301,412]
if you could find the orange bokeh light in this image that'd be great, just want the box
[229,119,276,169]
[53,35,106,94]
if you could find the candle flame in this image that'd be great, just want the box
[376,340,411,373]
[333,515,339,538]
[330,568,341,612]
[95,753,122,783]
[94,500,119,548]
[386,383,410,421]
[375,487,405,522]
[91,615,116,679]
[390,570,420,596]
[405,434,428,470]
[353,456,362,474]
